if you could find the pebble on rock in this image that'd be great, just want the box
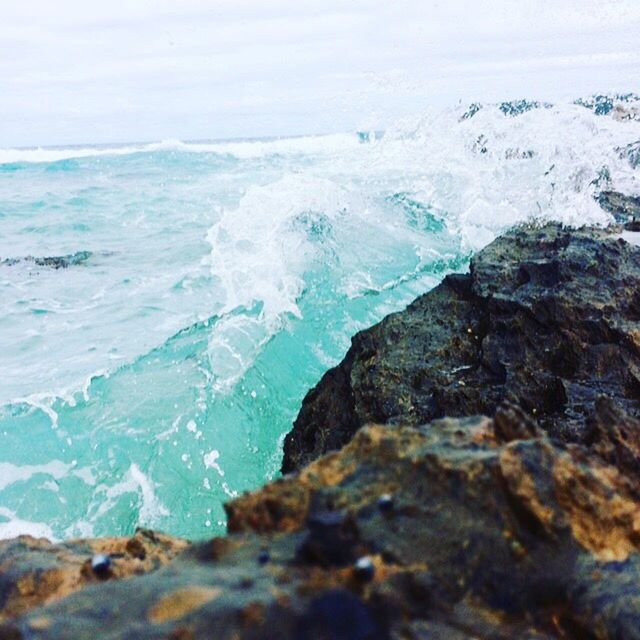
[91,554,112,578]
[353,556,375,582]
[377,493,394,513]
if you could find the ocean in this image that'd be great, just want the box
[1,97,638,541]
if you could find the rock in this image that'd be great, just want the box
[0,528,188,621]
[575,93,640,116]
[0,251,93,269]
[499,99,552,116]
[617,141,640,169]
[2,412,640,638]
[598,190,640,225]
[283,222,640,472]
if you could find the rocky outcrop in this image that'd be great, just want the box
[0,529,187,622]
[283,222,640,472]
[2,403,640,639]
[2,213,640,639]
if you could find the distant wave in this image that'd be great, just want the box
[0,132,362,165]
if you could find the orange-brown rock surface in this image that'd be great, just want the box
[0,528,187,621]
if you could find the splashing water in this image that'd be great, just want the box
[0,98,638,540]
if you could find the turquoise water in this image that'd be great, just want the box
[1,101,638,540]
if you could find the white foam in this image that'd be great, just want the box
[205,174,358,390]
[200,98,639,392]
[0,507,55,541]
[203,449,225,477]
[91,463,169,527]
[379,101,640,251]
[0,460,73,491]
[14,393,60,429]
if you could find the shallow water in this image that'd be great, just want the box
[0,98,638,540]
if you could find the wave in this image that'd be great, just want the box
[0,132,362,166]
[201,95,640,389]
[380,98,640,250]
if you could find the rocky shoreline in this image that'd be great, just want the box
[2,195,640,639]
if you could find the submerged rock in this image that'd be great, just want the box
[283,221,640,472]
[1,251,93,269]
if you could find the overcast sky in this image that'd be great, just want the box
[1,0,639,147]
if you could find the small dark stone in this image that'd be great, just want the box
[307,510,347,531]
[91,554,112,578]
[353,556,375,582]
[296,590,382,640]
[238,577,254,589]
[257,549,270,565]
[377,494,394,513]
[0,623,23,640]
[297,510,360,566]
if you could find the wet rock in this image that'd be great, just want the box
[598,190,640,225]
[617,141,640,169]
[499,99,552,116]
[283,221,640,472]
[575,93,640,116]
[90,554,112,579]
[377,494,394,513]
[586,397,640,482]
[353,557,376,583]
[296,590,383,640]
[0,251,92,269]
[296,510,362,567]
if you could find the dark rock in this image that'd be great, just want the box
[575,93,640,116]
[90,554,112,578]
[296,590,383,640]
[617,141,640,169]
[1,251,92,269]
[4,410,640,638]
[586,397,640,482]
[377,494,394,513]
[460,102,482,121]
[297,510,361,567]
[353,557,376,582]
[0,529,187,621]
[283,222,640,472]
[499,99,552,116]
[598,190,640,225]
